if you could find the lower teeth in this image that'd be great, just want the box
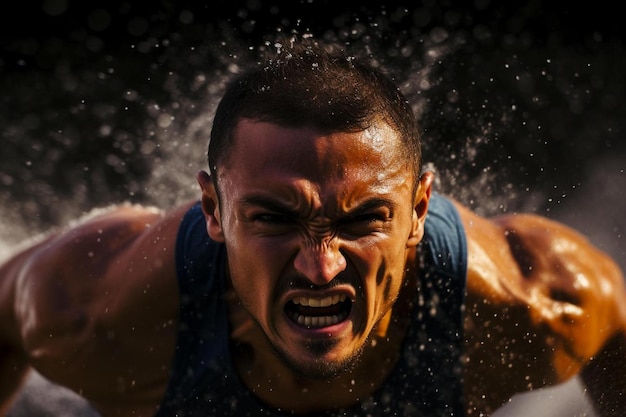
[294,313,347,328]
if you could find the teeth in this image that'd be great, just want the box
[296,315,344,327]
[292,294,347,307]
[288,294,350,328]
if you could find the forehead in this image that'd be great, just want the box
[217,120,414,211]
[214,119,413,210]
[223,118,406,177]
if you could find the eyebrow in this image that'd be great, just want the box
[239,195,299,215]
[239,194,395,217]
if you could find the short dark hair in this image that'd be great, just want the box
[208,36,422,193]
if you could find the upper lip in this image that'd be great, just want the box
[291,293,348,307]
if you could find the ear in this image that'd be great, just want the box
[196,170,225,242]
[407,171,434,247]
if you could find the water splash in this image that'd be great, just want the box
[2,4,623,241]
[1,3,624,415]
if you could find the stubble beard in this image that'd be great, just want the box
[270,336,367,380]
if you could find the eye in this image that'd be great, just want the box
[349,214,385,224]
[254,213,290,224]
[338,213,387,237]
[250,213,298,235]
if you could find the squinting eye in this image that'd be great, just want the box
[360,215,385,223]
[254,213,289,224]
[346,214,386,224]
[251,213,297,235]
[338,214,386,236]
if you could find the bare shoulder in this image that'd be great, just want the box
[450,200,626,414]
[7,201,197,414]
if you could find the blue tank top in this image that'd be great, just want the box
[156,192,468,416]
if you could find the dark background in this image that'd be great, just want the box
[1,1,625,416]
[1,0,624,226]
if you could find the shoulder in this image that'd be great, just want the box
[452,200,621,301]
[22,201,196,270]
[451,200,626,413]
[11,201,197,410]
[456,203,622,314]
[16,201,197,342]
[17,202,191,306]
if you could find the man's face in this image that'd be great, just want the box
[204,118,427,378]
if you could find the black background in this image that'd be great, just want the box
[1,0,625,233]
[1,2,625,415]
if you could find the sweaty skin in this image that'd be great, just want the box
[197,119,428,412]
[0,204,186,416]
[459,203,626,415]
[0,120,624,416]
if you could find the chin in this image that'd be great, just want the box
[275,339,365,379]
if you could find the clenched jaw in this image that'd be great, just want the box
[285,293,353,328]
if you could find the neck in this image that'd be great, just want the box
[232,331,399,412]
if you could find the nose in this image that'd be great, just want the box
[293,239,347,285]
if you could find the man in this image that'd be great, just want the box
[1,37,624,417]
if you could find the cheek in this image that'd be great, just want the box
[374,242,409,296]
[228,261,270,321]
[225,238,290,308]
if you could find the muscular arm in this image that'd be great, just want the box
[0,202,194,416]
[454,202,626,416]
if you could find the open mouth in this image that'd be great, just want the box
[285,294,352,328]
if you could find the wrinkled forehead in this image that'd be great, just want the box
[213,120,414,214]
[213,119,413,202]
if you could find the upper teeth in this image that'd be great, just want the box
[292,294,347,307]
